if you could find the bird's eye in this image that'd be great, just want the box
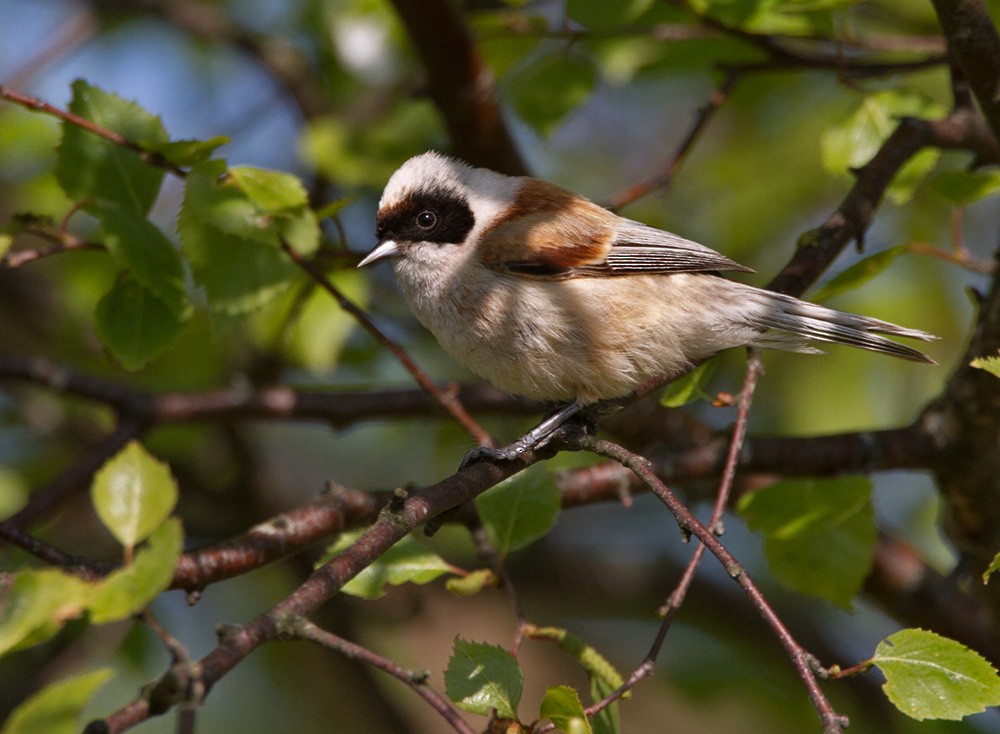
[416,210,437,229]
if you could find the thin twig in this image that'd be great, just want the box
[279,239,495,448]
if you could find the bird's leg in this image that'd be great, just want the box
[460,401,584,469]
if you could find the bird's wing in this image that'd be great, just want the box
[478,183,751,278]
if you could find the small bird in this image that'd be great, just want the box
[359,151,936,462]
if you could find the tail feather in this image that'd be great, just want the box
[743,289,937,364]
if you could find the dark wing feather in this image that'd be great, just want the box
[597,219,754,275]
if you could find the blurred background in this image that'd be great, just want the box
[1,0,997,732]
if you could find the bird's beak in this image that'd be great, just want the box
[357,240,401,268]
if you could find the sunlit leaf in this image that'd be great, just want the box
[445,638,523,719]
[88,518,183,623]
[659,359,716,407]
[0,668,113,734]
[540,685,593,734]
[737,476,875,607]
[970,353,1000,379]
[445,569,498,596]
[527,626,626,696]
[567,0,654,29]
[873,629,1000,720]
[318,531,454,599]
[0,569,89,656]
[932,169,1000,206]
[475,464,560,555]
[138,136,229,166]
[91,440,178,550]
[55,80,167,214]
[808,245,910,303]
[984,550,1000,585]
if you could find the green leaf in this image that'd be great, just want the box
[475,464,560,556]
[737,476,876,607]
[541,686,593,734]
[659,359,716,407]
[94,276,187,370]
[983,550,1000,584]
[446,569,498,597]
[808,245,910,303]
[55,80,167,214]
[88,518,183,623]
[0,467,29,521]
[933,169,1000,207]
[90,440,178,550]
[179,161,303,314]
[873,629,1000,720]
[506,51,598,138]
[138,136,229,166]
[970,353,1000,379]
[97,202,187,312]
[821,90,944,204]
[590,677,621,734]
[567,0,654,29]
[445,638,523,719]
[0,668,113,734]
[527,626,626,696]
[0,569,89,656]
[318,531,454,599]
[689,0,844,35]
[229,166,309,212]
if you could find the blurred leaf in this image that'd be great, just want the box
[873,629,1000,720]
[688,0,846,35]
[540,685,593,734]
[567,0,654,29]
[0,569,89,656]
[446,569,498,596]
[55,80,167,214]
[506,51,598,137]
[445,638,523,719]
[475,464,560,555]
[318,531,454,599]
[94,276,187,370]
[737,476,875,607]
[0,668,113,734]
[138,136,229,166]
[970,352,1000,379]
[96,202,187,312]
[932,169,1000,206]
[0,233,12,259]
[590,677,621,734]
[88,518,183,623]
[471,13,544,78]
[821,90,944,203]
[314,194,358,222]
[527,626,625,696]
[91,440,178,550]
[0,467,29,520]
[808,245,910,303]
[659,359,716,407]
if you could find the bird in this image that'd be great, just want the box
[358,151,936,463]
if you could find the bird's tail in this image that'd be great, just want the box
[740,286,937,363]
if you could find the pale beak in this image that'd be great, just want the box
[357,240,401,268]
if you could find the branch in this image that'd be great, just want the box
[389,0,526,175]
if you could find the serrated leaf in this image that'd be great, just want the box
[506,52,598,137]
[88,518,183,623]
[983,550,1000,584]
[97,202,187,312]
[873,629,1000,720]
[55,80,167,214]
[91,440,178,550]
[821,90,944,204]
[0,668,113,734]
[445,638,523,719]
[0,569,90,656]
[138,136,229,166]
[970,353,1000,379]
[475,464,560,556]
[95,276,187,370]
[660,359,716,407]
[541,686,593,734]
[808,245,910,303]
[317,531,454,599]
[933,169,1000,206]
[229,166,309,212]
[737,477,875,607]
